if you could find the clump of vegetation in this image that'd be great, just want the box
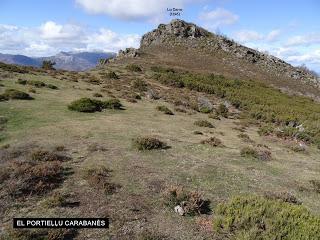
[156,105,174,115]
[193,131,203,135]
[164,185,210,216]
[309,180,320,193]
[264,191,301,204]
[102,98,123,109]
[16,79,27,85]
[132,78,148,91]
[68,98,103,112]
[4,160,65,197]
[43,192,68,208]
[28,80,46,88]
[216,104,228,117]
[133,137,168,150]
[68,98,122,112]
[93,92,103,98]
[213,195,320,239]
[47,84,58,89]
[290,144,307,153]
[194,120,214,128]
[241,146,272,161]
[4,228,77,240]
[199,107,212,114]
[0,89,33,100]
[83,166,119,195]
[0,62,29,73]
[42,60,56,70]
[30,149,68,162]
[201,137,223,147]
[126,64,142,72]
[105,71,119,79]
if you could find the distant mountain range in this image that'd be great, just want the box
[0,51,116,71]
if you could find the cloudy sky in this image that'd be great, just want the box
[0,0,319,72]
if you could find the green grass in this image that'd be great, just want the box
[213,195,320,239]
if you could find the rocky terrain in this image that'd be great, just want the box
[117,19,320,99]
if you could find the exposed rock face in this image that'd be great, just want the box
[141,19,211,46]
[117,48,140,58]
[140,19,319,88]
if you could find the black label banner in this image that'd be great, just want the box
[13,218,109,229]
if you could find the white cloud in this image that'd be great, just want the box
[0,21,141,57]
[286,50,320,64]
[266,29,281,42]
[233,30,263,43]
[286,33,320,46]
[199,8,239,29]
[75,0,190,22]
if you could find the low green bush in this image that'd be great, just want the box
[105,71,119,79]
[68,98,122,112]
[201,137,223,147]
[28,80,46,88]
[68,98,103,112]
[1,89,33,100]
[213,195,320,239]
[132,78,148,91]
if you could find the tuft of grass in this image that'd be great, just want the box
[102,98,123,109]
[1,89,33,100]
[132,78,148,92]
[213,195,320,239]
[126,64,142,72]
[240,146,272,161]
[163,185,210,216]
[201,137,223,147]
[156,105,174,115]
[194,120,214,128]
[83,166,119,195]
[27,80,46,88]
[133,136,168,151]
[93,92,103,98]
[216,104,228,117]
[309,180,320,193]
[264,191,301,204]
[105,71,119,79]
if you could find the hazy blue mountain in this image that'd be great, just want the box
[0,51,116,71]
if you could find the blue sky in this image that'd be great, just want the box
[0,0,319,72]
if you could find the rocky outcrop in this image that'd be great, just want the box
[117,48,140,58]
[140,19,319,88]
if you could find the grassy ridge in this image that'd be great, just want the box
[152,68,320,145]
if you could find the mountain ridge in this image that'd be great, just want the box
[0,51,116,71]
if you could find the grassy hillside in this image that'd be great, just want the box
[0,62,320,240]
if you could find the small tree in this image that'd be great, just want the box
[42,60,56,70]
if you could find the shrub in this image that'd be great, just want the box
[93,92,103,98]
[310,180,320,193]
[68,98,103,112]
[102,98,123,109]
[126,64,142,72]
[201,137,223,147]
[216,104,228,117]
[156,105,174,115]
[83,166,119,195]
[6,160,65,197]
[241,146,272,161]
[132,78,148,91]
[42,60,56,70]
[30,149,68,162]
[164,185,210,216]
[194,120,214,128]
[264,191,301,204]
[43,192,68,208]
[1,89,33,100]
[199,107,212,113]
[16,79,27,85]
[47,84,58,89]
[213,195,320,239]
[258,125,274,136]
[28,80,46,88]
[105,71,119,79]
[133,137,167,150]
